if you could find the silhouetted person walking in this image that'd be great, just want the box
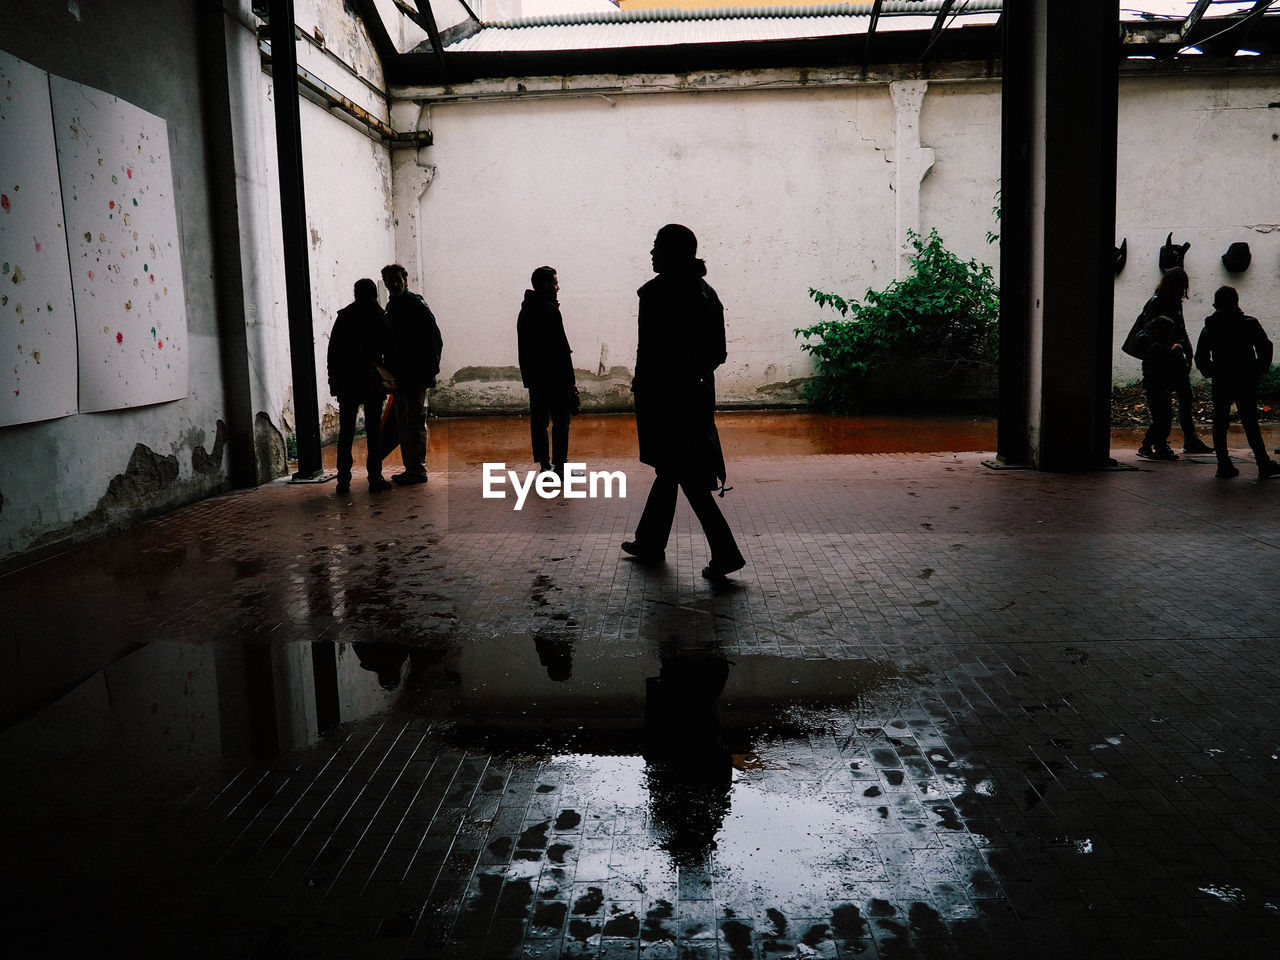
[517,266,577,475]
[1136,315,1185,462]
[622,224,745,580]
[327,278,392,494]
[382,264,443,486]
[1133,268,1213,455]
[1193,286,1280,480]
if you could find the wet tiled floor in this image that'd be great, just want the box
[2,412,1280,959]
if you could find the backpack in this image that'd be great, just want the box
[1121,299,1154,359]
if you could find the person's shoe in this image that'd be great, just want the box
[538,461,552,474]
[1153,445,1180,461]
[1215,464,1239,479]
[701,556,746,580]
[1182,437,1214,455]
[1259,460,1280,480]
[369,476,392,492]
[621,541,664,563]
[392,472,428,485]
[1136,445,1155,460]
[335,481,350,495]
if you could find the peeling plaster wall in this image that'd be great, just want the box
[1113,72,1280,385]
[237,0,396,459]
[0,0,396,561]
[0,1,234,561]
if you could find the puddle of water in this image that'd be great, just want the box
[0,634,1030,953]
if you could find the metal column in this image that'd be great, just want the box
[268,0,325,481]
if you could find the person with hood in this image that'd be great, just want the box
[1124,267,1214,455]
[381,263,443,486]
[517,265,577,475]
[1193,286,1280,479]
[621,224,745,581]
[327,278,392,495]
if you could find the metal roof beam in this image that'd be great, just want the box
[1180,0,1213,40]
[1200,0,1275,56]
[921,0,956,62]
[862,0,885,72]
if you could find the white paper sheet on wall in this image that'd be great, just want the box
[0,50,78,428]
[50,74,188,413]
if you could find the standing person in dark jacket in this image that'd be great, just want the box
[621,224,745,581]
[1136,315,1186,462]
[1193,286,1280,479]
[381,264,443,486]
[327,278,392,495]
[1135,268,1214,454]
[517,266,577,475]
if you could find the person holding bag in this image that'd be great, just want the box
[622,224,745,581]
[1123,267,1213,455]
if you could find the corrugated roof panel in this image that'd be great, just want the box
[444,3,1002,53]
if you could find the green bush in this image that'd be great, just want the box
[1259,364,1280,399]
[794,229,1000,413]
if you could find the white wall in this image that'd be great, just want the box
[229,0,396,448]
[407,79,972,412]
[399,65,1280,413]
[1113,71,1280,384]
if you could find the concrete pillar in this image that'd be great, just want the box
[196,2,259,488]
[390,101,436,291]
[889,80,936,278]
[999,2,1119,470]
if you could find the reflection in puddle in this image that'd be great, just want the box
[0,636,1032,956]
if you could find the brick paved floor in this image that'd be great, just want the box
[2,412,1279,959]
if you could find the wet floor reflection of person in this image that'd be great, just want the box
[643,654,733,867]
[351,641,441,695]
[622,224,746,581]
[534,630,573,682]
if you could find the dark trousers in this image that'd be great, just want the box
[337,391,385,483]
[1211,379,1270,467]
[1143,386,1174,450]
[635,471,744,568]
[529,387,571,467]
[394,385,429,478]
[1173,368,1198,443]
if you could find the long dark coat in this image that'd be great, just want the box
[517,290,575,391]
[632,266,728,489]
